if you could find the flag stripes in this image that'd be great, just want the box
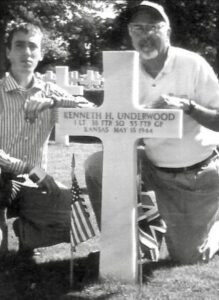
[70,176,96,248]
[10,180,22,202]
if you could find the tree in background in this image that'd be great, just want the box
[0,0,120,76]
[0,0,71,77]
[0,0,218,78]
[164,0,218,69]
[109,0,218,71]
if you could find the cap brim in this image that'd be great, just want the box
[127,3,169,26]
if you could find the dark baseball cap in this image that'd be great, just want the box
[127,1,170,26]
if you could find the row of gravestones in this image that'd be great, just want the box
[42,67,104,90]
[43,66,103,145]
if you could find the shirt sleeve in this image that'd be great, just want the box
[0,150,31,175]
[194,56,219,109]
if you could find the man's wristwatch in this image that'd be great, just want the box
[184,100,196,115]
[29,166,47,183]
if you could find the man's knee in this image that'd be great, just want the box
[167,237,203,265]
[171,249,202,265]
[85,151,103,183]
[0,208,8,251]
[14,217,70,249]
[84,152,103,229]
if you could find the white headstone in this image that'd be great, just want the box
[44,70,55,83]
[55,66,84,96]
[58,51,183,282]
[69,71,79,85]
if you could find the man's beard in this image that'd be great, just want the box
[138,39,158,60]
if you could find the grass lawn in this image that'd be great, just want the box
[1,142,219,300]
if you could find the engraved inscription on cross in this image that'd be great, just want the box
[58,51,183,283]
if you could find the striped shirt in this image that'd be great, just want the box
[0,73,87,175]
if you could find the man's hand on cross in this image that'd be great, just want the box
[162,94,191,111]
[148,94,192,112]
[24,95,95,124]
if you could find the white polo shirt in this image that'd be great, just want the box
[140,46,219,167]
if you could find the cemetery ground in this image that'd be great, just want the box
[0,142,219,300]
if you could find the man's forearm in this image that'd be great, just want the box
[52,96,93,108]
[188,102,219,132]
[163,95,219,132]
[0,150,32,175]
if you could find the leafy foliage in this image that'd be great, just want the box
[0,0,218,76]
[163,0,218,67]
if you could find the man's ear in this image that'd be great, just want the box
[167,27,171,38]
[6,48,10,60]
[39,52,44,62]
[39,47,44,62]
[128,25,132,37]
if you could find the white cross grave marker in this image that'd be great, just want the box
[69,71,79,85]
[55,66,84,96]
[58,51,183,282]
[44,70,56,83]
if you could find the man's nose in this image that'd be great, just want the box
[142,29,154,37]
[23,46,31,55]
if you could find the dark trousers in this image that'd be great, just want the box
[0,172,71,250]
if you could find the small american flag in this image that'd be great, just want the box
[70,155,97,248]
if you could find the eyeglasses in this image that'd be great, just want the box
[129,23,166,35]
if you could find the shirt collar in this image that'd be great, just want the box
[161,46,176,75]
[4,73,45,93]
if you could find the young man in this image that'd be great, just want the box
[0,20,92,255]
[85,1,219,264]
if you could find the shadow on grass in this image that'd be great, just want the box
[0,251,179,300]
[0,251,112,300]
[61,293,118,300]
[142,258,179,283]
